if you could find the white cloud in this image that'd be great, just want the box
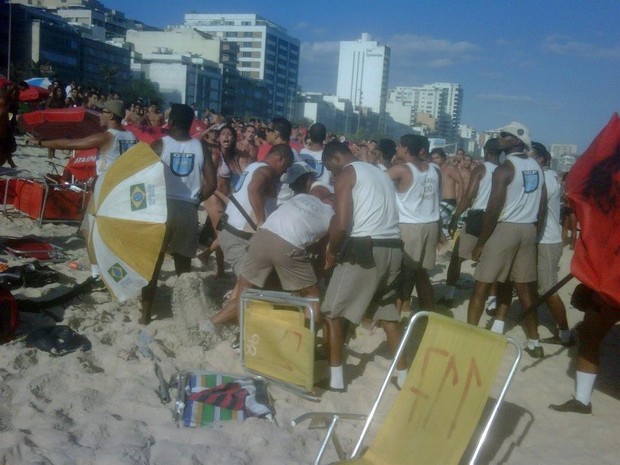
[476,94,536,103]
[388,34,479,54]
[542,36,620,59]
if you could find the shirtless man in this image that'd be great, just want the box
[430,148,463,238]
[457,154,473,199]
[236,124,258,159]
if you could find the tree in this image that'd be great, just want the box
[99,65,118,93]
[121,78,164,107]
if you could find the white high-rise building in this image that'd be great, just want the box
[336,33,390,114]
[184,13,299,119]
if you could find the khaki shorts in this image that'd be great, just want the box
[219,227,251,277]
[537,242,563,294]
[322,246,402,325]
[241,229,316,291]
[166,199,199,258]
[400,222,438,270]
[474,223,537,284]
[457,228,478,260]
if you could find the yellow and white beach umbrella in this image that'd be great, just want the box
[88,142,167,301]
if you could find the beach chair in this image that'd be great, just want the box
[292,311,522,465]
[239,289,320,401]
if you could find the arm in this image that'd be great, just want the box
[39,132,112,151]
[199,141,217,202]
[325,165,355,268]
[386,163,409,192]
[472,163,513,261]
[247,166,272,227]
[448,164,485,236]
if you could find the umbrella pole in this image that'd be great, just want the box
[516,273,574,322]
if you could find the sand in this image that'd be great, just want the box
[1,139,619,465]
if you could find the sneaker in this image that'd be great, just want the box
[541,335,576,347]
[316,379,347,393]
[90,276,107,292]
[524,345,545,358]
[231,334,240,352]
[549,398,592,414]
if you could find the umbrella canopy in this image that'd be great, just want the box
[25,77,53,89]
[125,124,167,144]
[18,85,49,102]
[18,107,104,140]
[87,142,167,301]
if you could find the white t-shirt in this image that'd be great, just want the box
[395,162,441,224]
[540,168,562,244]
[160,136,205,203]
[299,147,332,188]
[499,154,544,223]
[262,194,334,249]
[97,128,137,175]
[470,161,497,211]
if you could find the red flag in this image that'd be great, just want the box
[565,113,620,307]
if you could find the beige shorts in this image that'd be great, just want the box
[537,242,563,294]
[474,223,537,284]
[400,222,438,270]
[241,229,316,291]
[166,199,199,258]
[219,228,250,277]
[322,246,402,325]
[457,228,478,260]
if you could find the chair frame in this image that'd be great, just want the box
[292,311,522,465]
[239,288,320,401]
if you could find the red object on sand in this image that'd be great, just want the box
[18,108,104,141]
[65,148,97,181]
[13,179,89,222]
[565,113,620,307]
[18,86,49,102]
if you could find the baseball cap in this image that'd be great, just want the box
[285,161,315,184]
[96,99,125,119]
[499,121,531,148]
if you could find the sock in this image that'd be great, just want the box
[559,329,571,343]
[330,366,344,389]
[444,286,455,299]
[490,320,505,334]
[396,369,408,389]
[486,296,497,310]
[527,339,541,350]
[199,319,217,334]
[91,264,101,278]
[575,371,596,405]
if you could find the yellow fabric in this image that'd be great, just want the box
[97,142,159,211]
[95,217,165,280]
[361,313,507,465]
[243,300,314,391]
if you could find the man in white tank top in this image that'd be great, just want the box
[140,104,216,324]
[387,134,441,315]
[439,138,501,308]
[466,122,548,358]
[321,141,407,392]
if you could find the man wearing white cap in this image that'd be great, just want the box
[466,122,548,358]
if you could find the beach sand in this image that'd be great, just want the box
[1,140,619,464]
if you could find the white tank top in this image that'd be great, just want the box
[540,168,562,244]
[349,161,400,239]
[226,162,277,231]
[470,161,497,210]
[395,162,440,224]
[499,154,544,223]
[262,194,334,249]
[97,128,137,175]
[160,136,205,203]
[299,148,332,187]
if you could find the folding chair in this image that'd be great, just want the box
[292,311,522,465]
[239,289,320,401]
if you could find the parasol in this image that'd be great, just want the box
[25,77,53,89]
[18,86,49,102]
[125,123,167,144]
[87,142,167,301]
[17,107,104,140]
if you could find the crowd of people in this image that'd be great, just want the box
[1,76,616,415]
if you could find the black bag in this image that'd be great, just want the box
[465,209,484,237]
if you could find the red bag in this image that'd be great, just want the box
[0,285,18,343]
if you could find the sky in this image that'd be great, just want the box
[103,0,620,151]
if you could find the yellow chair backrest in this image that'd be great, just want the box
[360,313,507,465]
[243,299,315,392]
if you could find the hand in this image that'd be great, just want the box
[324,247,336,270]
[448,217,458,238]
[472,243,484,261]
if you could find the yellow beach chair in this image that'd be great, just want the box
[292,311,522,465]
[239,289,320,401]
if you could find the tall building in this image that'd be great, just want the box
[388,82,463,139]
[183,13,300,119]
[549,144,578,159]
[336,33,390,114]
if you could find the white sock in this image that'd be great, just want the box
[199,319,217,334]
[486,296,497,310]
[444,286,455,299]
[330,366,344,389]
[575,371,596,405]
[396,369,408,389]
[91,264,101,278]
[527,339,541,350]
[559,329,571,343]
[490,320,505,334]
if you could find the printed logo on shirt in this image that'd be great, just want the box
[118,139,137,154]
[170,152,195,177]
[522,170,540,193]
[232,171,249,193]
[301,155,324,177]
